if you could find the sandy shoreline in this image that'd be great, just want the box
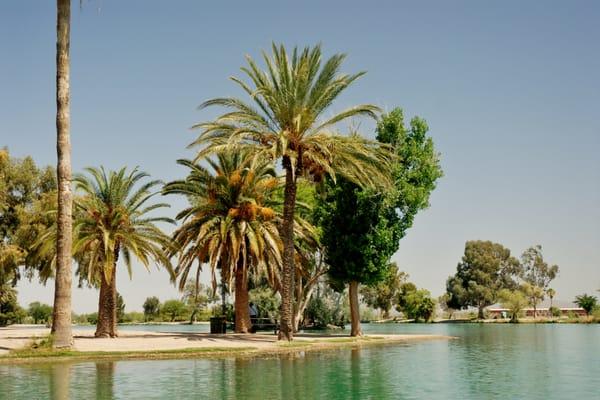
[0,325,450,362]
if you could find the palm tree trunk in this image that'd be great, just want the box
[51,0,73,349]
[234,262,251,333]
[109,262,118,337]
[278,159,297,341]
[95,271,112,338]
[349,281,362,337]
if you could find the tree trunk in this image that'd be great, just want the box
[109,262,118,337]
[533,303,537,319]
[278,159,297,341]
[478,305,485,320]
[51,0,73,349]
[349,281,362,337]
[293,277,319,332]
[96,247,119,338]
[234,262,251,333]
[292,272,302,332]
[95,271,112,338]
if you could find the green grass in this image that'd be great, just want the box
[1,346,258,364]
[277,341,312,348]
[1,333,443,364]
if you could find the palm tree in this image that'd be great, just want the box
[164,152,284,333]
[546,288,556,316]
[72,167,173,337]
[190,44,392,340]
[52,0,73,348]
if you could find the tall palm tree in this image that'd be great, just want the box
[73,167,173,337]
[190,44,392,340]
[164,152,284,333]
[52,0,73,348]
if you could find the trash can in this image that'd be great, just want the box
[210,316,227,334]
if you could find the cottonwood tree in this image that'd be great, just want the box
[318,108,442,336]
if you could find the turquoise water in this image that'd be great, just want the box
[1,324,598,399]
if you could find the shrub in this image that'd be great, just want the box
[86,312,98,325]
[549,306,561,317]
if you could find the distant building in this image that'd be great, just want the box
[487,307,587,318]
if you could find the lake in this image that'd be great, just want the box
[1,324,598,399]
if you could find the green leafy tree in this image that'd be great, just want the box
[519,245,559,318]
[0,283,26,326]
[249,286,281,320]
[182,280,216,323]
[317,108,442,336]
[360,263,406,319]
[0,148,56,286]
[401,289,435,322]
[28,302,53,324]
[116,293,125,323]
[190,44,392,341]
[161,299,188,322]
[498,288,529,323]
[318,178,401,336]
[164,151,285,333]
[521,282,544,319]
[86,312,98,325]
[305,280,347,329]
[143,297,161,321]
[574,294,598,316]
[376,109,444,238]
[446,240,519,319]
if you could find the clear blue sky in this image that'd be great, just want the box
[2,1,599,312]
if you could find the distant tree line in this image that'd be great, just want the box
[443,240,561,321]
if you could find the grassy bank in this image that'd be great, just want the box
[0,335,447,365]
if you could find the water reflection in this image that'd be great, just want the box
[95,362,115,400]
[0,325,598,400]
[50,362,70,400]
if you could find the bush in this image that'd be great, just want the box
[305,294,346,328]
[592,306,600,322]
[249,288,280,320]
[402,289,436,322]
[121,312,145,323]
[549,306,561,317]
[86,312,98,325]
